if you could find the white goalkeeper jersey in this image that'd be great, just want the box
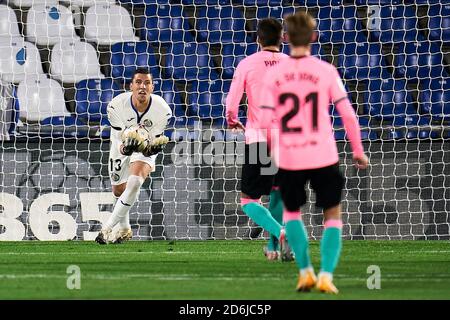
[107,91,172,137]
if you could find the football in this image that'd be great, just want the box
[121,124,152,150]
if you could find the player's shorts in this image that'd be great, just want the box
[277,163,344,211]
[241,142,279,199]
[109,142,156,186]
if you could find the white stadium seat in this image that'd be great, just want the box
[0,5,21,40]
[65,0,116,8]
[50,39,104,83]
[84,4,138,45]
[17,74,71,121]
[0,37,44,84]
[11,0,58,8]
[26,4,79,46]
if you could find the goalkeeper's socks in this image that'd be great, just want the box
[241,199,281,239]
[320,219,343,274]
[284,209,312,270]
[268,189,283,250]
[104,175,144,230]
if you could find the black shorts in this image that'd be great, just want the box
[241,142,279,199]
[277,163,345,211]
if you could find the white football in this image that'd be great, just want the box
[121,124,152,150]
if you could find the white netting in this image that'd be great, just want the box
[0,0,449,241]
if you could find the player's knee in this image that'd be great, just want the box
[126,175,144,193]
[112,184,126,198]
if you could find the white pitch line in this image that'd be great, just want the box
[0,251,252,255]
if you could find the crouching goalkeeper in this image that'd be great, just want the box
[95,68,172,244]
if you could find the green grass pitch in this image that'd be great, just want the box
[0,240,449,300]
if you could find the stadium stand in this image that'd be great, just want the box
[0,0,447,139]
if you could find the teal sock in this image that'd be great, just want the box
[285,220,311,270]
[242,202,282,239]
[320,227,342,273]
[268,190,283,250]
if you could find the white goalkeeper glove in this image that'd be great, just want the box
[142,135,169,157]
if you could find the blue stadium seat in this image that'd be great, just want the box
[339,43,390,81]
[183,0,232,4]
[221,43,258,79]
[188,80,228,126]
[196,6,248,44]
[355,0,401,4]
[75,79,123,124]
[152,79,194,127]
[118,0,169,5]
[143,4,195,44]
[368,5,421,43]
[394,42,448,81]
[317,6,367,44]
[294,0,342,5]
[419,78,450,122]
[366,79,418,124]
[428,4,450,44]
[110,42,159,83]
[164,42,219,81]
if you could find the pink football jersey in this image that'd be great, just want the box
[259,55,364,170]
[225,49,289,144]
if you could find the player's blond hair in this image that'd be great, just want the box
[285,11,316,47]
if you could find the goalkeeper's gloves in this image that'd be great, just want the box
[120,137,142,156]
[142,135,169,157]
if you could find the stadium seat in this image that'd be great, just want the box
[317,6,367,44]
[419,78,450,123]
[16,74,72,122]
[75,78,123,123]
[243,0,290,5]
[367,5,421,43]
[164,42,219,81]
[26,4,79,46]
[294,0,342,5]
[188,80,227,126]
[427,3,450,44]
[0,5,21,40]
[195,6,248,44]
[66,0,116,8]
[10,0,57,8]
[84,4,138,45]
[339,43,390,81]
[355,0,400,4]
[182,0,230,4]
[50,39,104,83]
[152,79,194,127]
[110,41,160,83]
[0,37,44,84]
[366,79,418,124]
[221,43,258,79]
[394,41,448,81]
[143,4,195,44]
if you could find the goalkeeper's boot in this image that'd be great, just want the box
[316,273,339,294]
[296,269,317,292]
[279,229,295,262]
[112,228,133,244]
[95,228,112,245]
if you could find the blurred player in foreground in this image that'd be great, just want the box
[259,12,369,293]
[95,68,172,244]
[226,18,293,261]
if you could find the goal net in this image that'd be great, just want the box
[0,0,449,241]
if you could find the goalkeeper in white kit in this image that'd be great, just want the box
[95,68,172,244]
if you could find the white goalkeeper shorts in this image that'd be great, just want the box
[108,140,157,186]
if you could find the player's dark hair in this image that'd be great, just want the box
[131,68,152,82]
[285,11,316,47]
[257,18,283,47]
